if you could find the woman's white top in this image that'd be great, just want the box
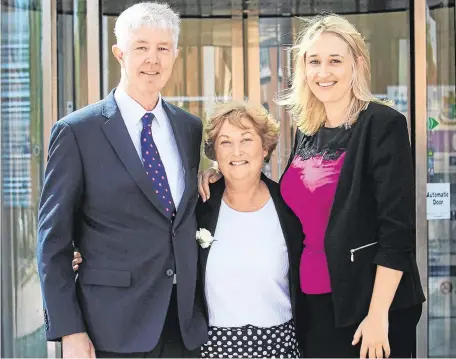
[204,198,292,328]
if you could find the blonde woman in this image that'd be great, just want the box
[199,14,425,359]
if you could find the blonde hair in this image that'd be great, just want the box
[276,14,385,135]
[204,101,280,162]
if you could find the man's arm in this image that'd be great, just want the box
[37,120,86,340]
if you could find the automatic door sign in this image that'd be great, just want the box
[427,183,451,219]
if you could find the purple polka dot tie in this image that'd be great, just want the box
[141,113,176,219]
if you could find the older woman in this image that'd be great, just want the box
[199,14,425,359]
[74,101,303,358]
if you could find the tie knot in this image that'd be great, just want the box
[141,113,154,128]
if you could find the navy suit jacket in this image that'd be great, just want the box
[37,89,208,353]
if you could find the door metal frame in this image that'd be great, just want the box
[232,17,245,101]
[0,0,3,355]
[43,0,58,159]
[412,0,428,357]
[43,0,61,357]
[87,0,101,103]
[245,17,261,104]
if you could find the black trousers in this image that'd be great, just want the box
[299,293,422,358]
[96,285,200,358]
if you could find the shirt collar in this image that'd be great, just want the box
[114,87,166,128]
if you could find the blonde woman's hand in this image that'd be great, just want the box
[72,251,83,271]
[197,167,222,202]
[352,312,390,359]
[62,332,96,358]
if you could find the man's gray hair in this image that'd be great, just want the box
[114,2,181,51]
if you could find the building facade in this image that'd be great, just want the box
[0,0,455,357]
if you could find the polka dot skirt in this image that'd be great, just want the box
[201,319,301,358]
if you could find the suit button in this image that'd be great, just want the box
[172,230,176,237]
[166,269,174,277]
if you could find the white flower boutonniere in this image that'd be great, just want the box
[196,228,214,248]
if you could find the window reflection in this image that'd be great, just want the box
[101,6,410,181]
[1,1,47,357]
[426,2,456,357]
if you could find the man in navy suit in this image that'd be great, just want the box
[37,2,207,357]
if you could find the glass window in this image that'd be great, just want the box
[257,17,295,179]
[57,0,89,116]
[426,1,456,357]
[100,2,411,181]
[1,1,47,357]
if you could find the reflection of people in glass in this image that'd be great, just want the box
[75,101,304,358]
[37,3,207,358]
[199,14,425,358]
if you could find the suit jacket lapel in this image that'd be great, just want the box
[101,90,169,219]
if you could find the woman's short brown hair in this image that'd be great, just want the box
[204,101,280,162]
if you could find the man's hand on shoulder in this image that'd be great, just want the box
[62,332,96,358]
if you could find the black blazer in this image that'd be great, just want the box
[282,102,425,328]
[37,89,208,352]
[195,173,304,332]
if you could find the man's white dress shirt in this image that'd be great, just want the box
[114,88,185,209]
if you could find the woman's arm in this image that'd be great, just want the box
[352,266,403,358]
[353,109,415,358]
[369,266,403,315]
[370,112,415,272]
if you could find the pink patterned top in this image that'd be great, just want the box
[280,126,349,294]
